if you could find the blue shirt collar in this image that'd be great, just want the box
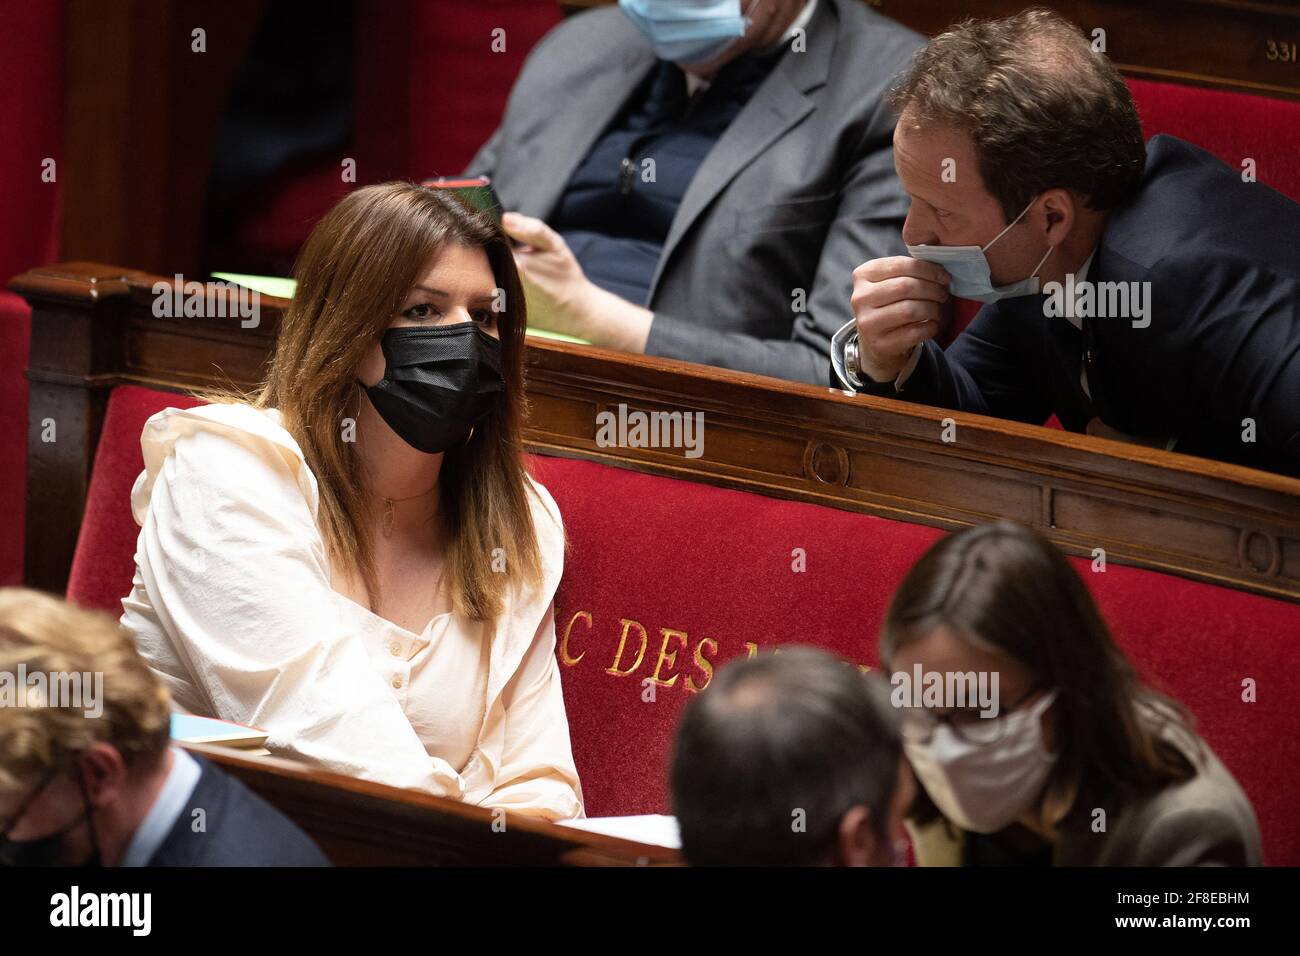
[120,747,202,867]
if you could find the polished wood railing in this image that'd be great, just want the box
[11,262,1300,604]
[565,0,1300,101]
[181,742,678,866]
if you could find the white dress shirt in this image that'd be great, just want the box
[120,402,584,821]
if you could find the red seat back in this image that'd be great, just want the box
[399,0,562,177]
[1128,77,1300,203]
[65,387,203,611]
[73,386,1300,863]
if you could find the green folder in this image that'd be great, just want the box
[212,272,591,344]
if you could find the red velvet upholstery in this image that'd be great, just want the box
[0,0,64,585]
[71,385,1300,863]
[0,292,33,586]
[65,388,203,610]
[224,156,358,277]
[532,454,944,815]
[1129,77,1300,203]
[539,456,1300,863]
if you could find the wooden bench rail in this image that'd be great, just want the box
[10,261,1300,604]
[180,742,678,866]
[889,0,1300,103]
[564,0,1300,101]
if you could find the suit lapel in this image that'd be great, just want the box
[514,45,657,219]
[648,0,835,296]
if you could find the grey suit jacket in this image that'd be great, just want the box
[464,0,923,385]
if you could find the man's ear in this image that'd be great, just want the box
[833,804,877,867]
[76,742,130,808]
[1038,188,1076,244]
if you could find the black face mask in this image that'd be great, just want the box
[0,762,102,868]
[364,323,505,454]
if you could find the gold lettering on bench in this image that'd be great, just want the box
[607,618,649,677]
[687,638,718,693]
[560,610,591,666]
[650,628,689,688]
[1265,39,1298,64]
[563,612,868,696]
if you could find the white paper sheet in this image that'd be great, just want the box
[557,814,681,849]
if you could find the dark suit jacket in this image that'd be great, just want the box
[148,755,329,866]
[848,135,1300,477]
[466,0,923,385]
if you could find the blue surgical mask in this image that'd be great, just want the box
[907,199,1053,304]
[619,0,756,65]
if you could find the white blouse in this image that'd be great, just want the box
[120,401,584,821]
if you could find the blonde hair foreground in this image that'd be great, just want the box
[0,589,170,794]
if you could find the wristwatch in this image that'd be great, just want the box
[844,333,863,386]
[831,319,863,390]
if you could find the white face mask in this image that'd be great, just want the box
[907,198,1053,304]
[903,690,1058,834]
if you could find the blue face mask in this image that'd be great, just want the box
[907,198,1053,304]
[619,0,755,65]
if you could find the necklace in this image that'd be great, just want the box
[379,485,437,538]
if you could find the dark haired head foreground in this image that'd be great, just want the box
[671,646,913,866]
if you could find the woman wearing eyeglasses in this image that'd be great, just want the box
[882,522,1261,866]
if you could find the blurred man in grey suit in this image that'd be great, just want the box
[463,0,923,385]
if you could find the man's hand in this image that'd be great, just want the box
[850,256,950,382]
[501,212,653,352]
[502,212,595,338]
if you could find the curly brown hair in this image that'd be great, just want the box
[889,8,1146,221]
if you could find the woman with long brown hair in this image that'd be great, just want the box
[882,522,1259,865]
[120,183,583,820]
